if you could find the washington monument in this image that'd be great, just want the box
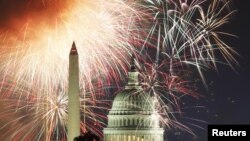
[67,42,81,141]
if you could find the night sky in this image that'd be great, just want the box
[203,0,250,126]
[169,1,250,141]
[0,0,250,141]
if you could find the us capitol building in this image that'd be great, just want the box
[103,58,164,141]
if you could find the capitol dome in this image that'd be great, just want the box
[103,58,164,141]
[110,88,154,116]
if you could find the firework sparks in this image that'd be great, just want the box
[0,0,139,97]
[0,0,138,140]
[0,0,236,140]
[138,0,237,82]
[0,82,110,140]
[135,0,236,136]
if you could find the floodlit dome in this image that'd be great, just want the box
[103,58,164,141]
[110,88,154,115]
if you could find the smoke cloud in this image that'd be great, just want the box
[0,0,70,32]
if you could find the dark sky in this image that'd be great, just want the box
[169,1,250,141]
[204,0,250,125]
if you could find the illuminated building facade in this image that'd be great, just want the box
[103,58,164,141]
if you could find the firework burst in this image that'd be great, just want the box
[0,81,110,140]
[133,0,236,136]
[0,0,237,140]
[0,0,139,97]
[138,0,237,82]
[0,0,138,140]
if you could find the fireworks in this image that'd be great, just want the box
[138,0,237,80]
[0,0,138,140]
[0,82,110,140]
[0,0,138,96]
[136,0,236,136]
[0,0,236,140]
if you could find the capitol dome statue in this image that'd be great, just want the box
[103,57,164,141]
